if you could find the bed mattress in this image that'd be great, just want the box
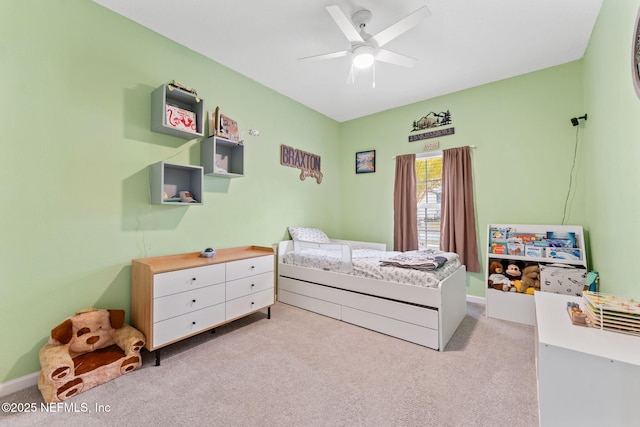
[282,248,461,288]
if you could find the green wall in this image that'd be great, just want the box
[0,0,341,382]
[339,62,586,296]
[582,0,640,299]
[2,0,638,384]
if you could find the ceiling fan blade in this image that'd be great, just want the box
[375,49,417,68]
[326,5,364,43]
[298,50,350,61]
[370,6,431,47]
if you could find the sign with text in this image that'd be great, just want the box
[408,127,455,142]
[280,145,323,184]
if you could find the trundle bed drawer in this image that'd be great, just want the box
[279,277,438,329]
[342,306,440,349]
[278,289,342,320]
[340,290,438,329]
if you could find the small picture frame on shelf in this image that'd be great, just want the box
[166,104,196,132]
[213,106,240,142]
[356,150,376,174]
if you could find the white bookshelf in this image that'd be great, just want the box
[486,224,587,325]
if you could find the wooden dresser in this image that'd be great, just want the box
[131,246,274,364]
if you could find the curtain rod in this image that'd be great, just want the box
[392,145,476,159]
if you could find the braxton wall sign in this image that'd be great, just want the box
[280,144,323,184]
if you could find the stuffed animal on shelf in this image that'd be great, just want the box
[488,261,514,292]
[521,264,541,295]
[504,261,523,282]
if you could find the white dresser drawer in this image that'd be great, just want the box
[226,255,274,281]
[154,264,225,298]
[154,283,225,322]
[226,288,274,321]
[153,303,225,347]
[226,272,273,301]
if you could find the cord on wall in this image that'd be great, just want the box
[561,126,581,224]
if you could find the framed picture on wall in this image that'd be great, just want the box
[356,150,376,174]
[633,5,640,98]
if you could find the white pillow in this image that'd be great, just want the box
[288,227,331,243]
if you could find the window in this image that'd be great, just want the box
[415,153,442,250]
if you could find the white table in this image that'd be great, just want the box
[535,291,640,427]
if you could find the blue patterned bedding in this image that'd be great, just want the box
[282,248,461,288]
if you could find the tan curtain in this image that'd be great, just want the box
[440,146,480,272]
[393,154,418,251]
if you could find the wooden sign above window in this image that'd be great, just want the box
[409,109,454,142]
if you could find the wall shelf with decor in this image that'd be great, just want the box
[149,161,203,205]
[151,83,204,139]
[201,136,244,178]
[486,224,587,325]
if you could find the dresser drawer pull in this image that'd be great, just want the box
[251,283,255,288]
[192,321,196,325]
[251,301,254,305]
[192,299,196,304]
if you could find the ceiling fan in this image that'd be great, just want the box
[299,5,431,85]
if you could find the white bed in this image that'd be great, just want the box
[277,236,467,351]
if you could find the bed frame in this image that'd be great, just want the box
[277,239,467,351]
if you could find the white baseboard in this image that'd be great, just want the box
[0,372,39,397]
[466,294,486,305]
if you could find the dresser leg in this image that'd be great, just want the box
[268,307,271,319]
[155,350,161,366]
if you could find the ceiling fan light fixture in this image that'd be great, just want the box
[353,45,375,69]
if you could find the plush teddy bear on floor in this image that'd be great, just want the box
[521,264,541,295]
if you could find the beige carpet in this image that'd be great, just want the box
[1,301,538,426]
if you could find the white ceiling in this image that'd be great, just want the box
[93,0,603,123]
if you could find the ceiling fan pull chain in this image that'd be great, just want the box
[372,61,376,88]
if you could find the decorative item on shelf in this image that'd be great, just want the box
[539,264,587,296]
[200,247,216,258]
[168,80,199,102]
[208,110,217,137]
[179,191,198,203]
[585,271,599,292]
[166,104,197,132]
[566,301,589,326]
[488,261,512,291]
[355,150,376,174]
[212,106,239,142]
